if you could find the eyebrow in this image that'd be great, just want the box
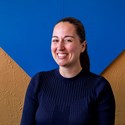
[52,36,58,38]
[52,35,75,38]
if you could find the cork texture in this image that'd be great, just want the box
[101,50,125,125]
[0,47,125,125]
[0,48,31,125]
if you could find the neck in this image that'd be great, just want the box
[59,65,82,78]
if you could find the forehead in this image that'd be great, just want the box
[53,22,76,34]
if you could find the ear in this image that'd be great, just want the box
[81,41,86,52]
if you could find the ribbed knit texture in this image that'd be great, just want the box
[21,69,115,125]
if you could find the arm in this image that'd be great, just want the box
[20,73,40,125]
[96,77,115,125]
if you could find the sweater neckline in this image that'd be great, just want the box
[55,68,85,81]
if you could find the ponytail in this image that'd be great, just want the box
[80,47,90,73]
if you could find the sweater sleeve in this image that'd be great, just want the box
[96,77,115,125]
[20,73,40,125]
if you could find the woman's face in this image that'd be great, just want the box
[51,22,86,68]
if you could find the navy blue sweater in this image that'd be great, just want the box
[20,69,115,125]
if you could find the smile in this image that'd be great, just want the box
[57,53,67,59]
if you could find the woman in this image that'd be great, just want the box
[20,17,115,125]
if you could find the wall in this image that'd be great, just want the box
[0,0,125,76]
[0,48,30,125]
[102,50,125,125]
[0,48,125,125]
[0,0,125,125]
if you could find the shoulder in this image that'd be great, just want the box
[31,69,57,80]
[87,72,114,98]
[86,72,112,92]
[27,69,57,93]
[86,72,110,85]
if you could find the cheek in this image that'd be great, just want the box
[51,44,56,54]
[68,45,79,53]
[69,45,82,57]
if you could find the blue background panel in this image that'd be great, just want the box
[0,0,125,77]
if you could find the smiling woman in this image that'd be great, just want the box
[20,17,115,125]
[51,22,86,77]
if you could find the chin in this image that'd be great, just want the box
[58,63,66,67]
[57,62,67,67]
[58,62,71,68]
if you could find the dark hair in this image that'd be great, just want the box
[57,17,90,73]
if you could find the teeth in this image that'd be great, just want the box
[58,53,67,58]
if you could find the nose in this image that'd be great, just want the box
[57,40,65,51]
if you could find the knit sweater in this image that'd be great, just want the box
[20,69,115,125]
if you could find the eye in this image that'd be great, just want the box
[52,39,59,43]
[65,39,72,42]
